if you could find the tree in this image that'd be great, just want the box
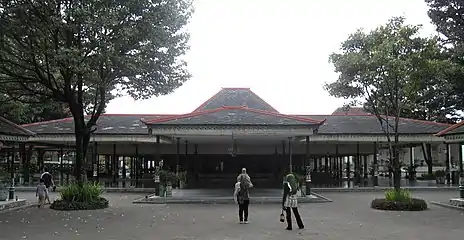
[426,0,464,116]
[324,17,448,190]
[0,0,193,183]
[0,94,71,124]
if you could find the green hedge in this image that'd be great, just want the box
[371,198,428,211]
[51,197,109,211]
[50,182,108,211]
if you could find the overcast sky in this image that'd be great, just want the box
[106,0,437,115]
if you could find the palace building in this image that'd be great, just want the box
[1,88,462,188]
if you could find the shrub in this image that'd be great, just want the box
[434,170,446,177]
[371,198,427,211]
[60,182,103,202]
[50,182,108,211]
[384,188,411,202]
[51,197,109,211]
[159,170,178,186]
[417,172,436,180]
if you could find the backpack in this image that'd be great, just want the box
[41,172,52,187]
[237,182,249,202]
[288,182,297,195]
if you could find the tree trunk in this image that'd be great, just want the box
[426,144,433,174]
[421,143,433,174]
[24,145,33,184]
[73,117,90,185]
[392,145,401,190]
[74,128,85,185]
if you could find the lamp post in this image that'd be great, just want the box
[459,143,464,198]
[305,166,311,196]
[9,144,15,201]
[288,137,293,173]
[459,172,464,199]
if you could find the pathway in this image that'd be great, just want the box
[0,191,462,239]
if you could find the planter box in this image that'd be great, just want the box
[166,185,173,197]
[436,177,446,184]
[0,188,7,201]
[159,185,166,197]
[300,185,306,197]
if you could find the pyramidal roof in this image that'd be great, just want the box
[192,88,279,113]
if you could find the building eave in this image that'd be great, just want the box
[27,134,172,144]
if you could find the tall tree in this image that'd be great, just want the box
[0,94,71,124]
[325,17,448,190]
[0,0,193,183]
[426,0,464,115]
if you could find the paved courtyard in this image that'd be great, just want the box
[0,191,463,240]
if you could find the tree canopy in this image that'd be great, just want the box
[325,17,455,189]
[0,95,71,124]
[0,0,193,182]
[426,0,464,117]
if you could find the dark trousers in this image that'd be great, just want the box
[285,207,304,229]
[238,200,250,221]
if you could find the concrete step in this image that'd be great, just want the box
[133,194,331,204]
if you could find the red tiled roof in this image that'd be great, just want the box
[435,121,464,136]
[143,106,325,125]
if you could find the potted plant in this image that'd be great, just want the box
[0,169,9,201]
[407,165,417,181]
[165,171,177,197]
[178,171,187,189]
[158,170,168,197]
[435,170,446,184]
[159,170,177,197]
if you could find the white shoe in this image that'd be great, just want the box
[244,221,249,224]
[239,221,244,224]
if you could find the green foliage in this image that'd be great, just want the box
[434,169,446,177]
[60,182,103,203]
[417,172,436,180]
[158,170,178,186]
[384,188,411,202]
[426,0,464,44]
[326,16,455,123]
[325,16,457,189]
[0,95,71,125]
[426,0,464,119]
[51,197,108,211]
[371,198,428,211]
[177,170,188,183]
[0,169,8,186]
[51,181,108,210]
[0,0,193,182]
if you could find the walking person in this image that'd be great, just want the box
[41,168,54,204]
[36,179,48,208]
[282,173,304,230]
[233,175,250,224]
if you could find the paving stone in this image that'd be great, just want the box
[0,191,462,239]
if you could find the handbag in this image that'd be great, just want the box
[279,209,285,222]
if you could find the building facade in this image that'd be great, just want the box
[3,87,461,188]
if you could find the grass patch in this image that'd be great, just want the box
[50,182,108,211]
[371,189,427,211]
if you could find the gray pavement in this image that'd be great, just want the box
[0,191,463,240]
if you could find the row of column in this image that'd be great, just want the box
[282,137,380,187]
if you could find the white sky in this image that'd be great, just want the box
[106,0,437,115]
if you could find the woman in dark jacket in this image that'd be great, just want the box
[234,175,250,224]
[282,174,304,230]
